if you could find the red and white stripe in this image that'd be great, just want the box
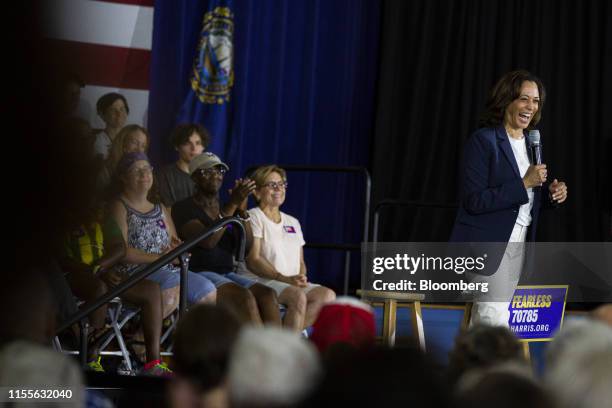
[44,0,154,128]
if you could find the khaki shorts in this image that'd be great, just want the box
[237,268,320,296]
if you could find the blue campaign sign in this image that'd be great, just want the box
[508,285,569,341]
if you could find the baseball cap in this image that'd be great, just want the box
[188,152,230,175]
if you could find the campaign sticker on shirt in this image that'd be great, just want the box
[157,219,167,229]
[284,225,296,233]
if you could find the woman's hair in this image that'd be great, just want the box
[106,124,150,172]
[249,165,288,205]
[170,123,211,149]
[479,70,546,129]
[96,92,130,117]
[250,165,287,188]
[173,304,242,393]
[447,325,525,386]
[107,152,153,200]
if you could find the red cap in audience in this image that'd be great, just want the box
[310,296,376,353]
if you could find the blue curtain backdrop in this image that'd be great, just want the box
[148,0,381,291]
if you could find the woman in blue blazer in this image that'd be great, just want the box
[450,70,568,326]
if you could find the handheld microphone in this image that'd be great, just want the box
[527,130,542,165]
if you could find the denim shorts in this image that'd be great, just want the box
[197,271,256,289]
[146,266,216,304]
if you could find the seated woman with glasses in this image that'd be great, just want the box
[109,152,217,317]
[171,152,281,326]
[242,165,335,331]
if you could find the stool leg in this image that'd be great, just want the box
[462,303,473,329]
[410,301,426,351]
[522,342,531,362]
[382,299,398,347]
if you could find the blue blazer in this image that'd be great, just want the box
[450,126,547,243]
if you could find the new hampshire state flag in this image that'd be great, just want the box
[177,0,234,156]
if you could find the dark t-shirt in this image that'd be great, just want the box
[156,163,196,207]
[171,197,237,274]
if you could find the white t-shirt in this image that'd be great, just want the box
[507,134,534,226]
[93,131,112,159]
[248,207,305,277]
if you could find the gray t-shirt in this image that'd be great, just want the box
[156,163,196,207]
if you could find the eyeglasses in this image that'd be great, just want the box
[261,181,288,190]
[197,167,227,177]
[128,165,154,176]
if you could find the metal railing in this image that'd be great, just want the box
[56,217,246,364]
[246,165,371,294]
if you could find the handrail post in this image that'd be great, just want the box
[79,319,88,368]
[179,253,190,318]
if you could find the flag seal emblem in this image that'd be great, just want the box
[191,6,234,105]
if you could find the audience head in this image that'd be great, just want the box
[0,267,57,346]
[591,303,612,327]
[455,363,555,408]
[96,92,129,129]
[546,345,612,408]
[251,165,288,207]
[545,317,612,376]
[189,152,230,194]
[61,71,84,114]
[61,116,95,162]
[116,152,153,194]
[107,124,150,170]
[170,304,242,408]
[545,318,612,408]
[0,341,84,408]
[310,296,375,355]
[229,327,321,408]
[171,123,210,164]
[306,346,450,407]
[448,324,525,386]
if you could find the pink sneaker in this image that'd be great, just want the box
[142,359,173,378]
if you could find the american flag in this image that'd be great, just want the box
[43,0,154,128]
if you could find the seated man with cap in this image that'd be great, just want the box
[171,152,281,325]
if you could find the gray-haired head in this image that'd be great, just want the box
[229,327,321,408]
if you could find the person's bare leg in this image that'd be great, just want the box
[65,268,108,330]
[217,283,262,325]
[278,286,306,332]
[161,286,179,319]
[250,284,281,325]
[197,290,217,304]
[65,269,109,360]
[304,286,336,328]
[120,279,162,362]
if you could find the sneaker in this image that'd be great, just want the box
[142,359,173,378]
[87,356,105,373]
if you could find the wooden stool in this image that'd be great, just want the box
[462,303,473,329]
[357,290,426,350]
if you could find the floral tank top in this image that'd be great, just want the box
[117,200,177,275]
